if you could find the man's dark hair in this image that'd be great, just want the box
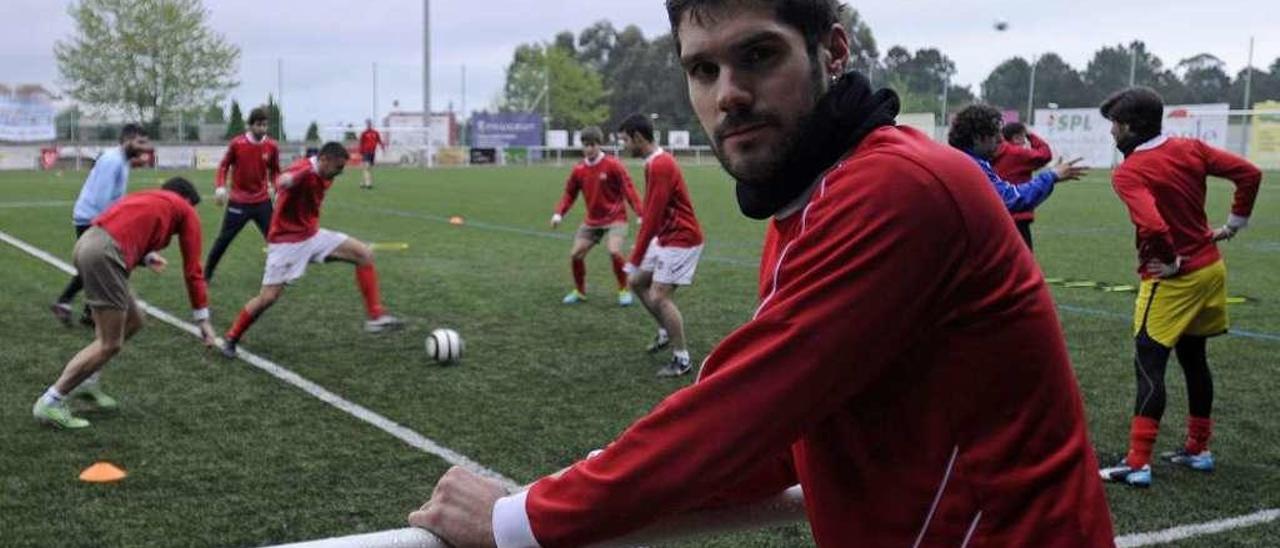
[119,123,147,142]
[1100,86,1164,136]
[162,176,201,206]
[618,114,655,143]
[1001,121,1027,141]
[248,107,269,126]
[319,141,348,160]
[580,126,604,146]
[948,104,1003,150]
[666,0,845,56]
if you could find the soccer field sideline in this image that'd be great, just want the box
[4,228,1278,547]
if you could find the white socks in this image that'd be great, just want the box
[673,349,690,362]
[40,387,64,406]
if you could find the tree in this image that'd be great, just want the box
[553,31,576,55]
[576,20,617,74]
[982,57,1031,113]
[203,103,225,124]
[266,95,286,142]
[55,0,240,139]
[305,121,320,143]
[1231,61,1280,108]
[1033,54,1088,109]
[502,43,608,130]
[55,106,85,141]
[1083,41,1183,104]
[1177,53,1231,104]
[844,8,880,80]
[225,100,245,139]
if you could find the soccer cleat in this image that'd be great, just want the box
[365,314,405,333]
[1161,449,1215,472]
[50,303,73,327]
[618,290,634,307]
[219,339,239,359]
[1099,460,1152,487]
[657,355,693,378]
[646,331,670,353]
[562,290,587,304]
[32,400,90,429]
[70,383,118,410]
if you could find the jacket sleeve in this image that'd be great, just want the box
[269,144,282,194]
[1025,133,1053,167]
[1198,140,1262,219]
[215,141,235,189]
[1112,168,1176,264]
[981,158,1057,213]
[519,163,960,547]
[627,162,672,266]
[554,170,580,216]
[619,163,643,216]
[177,204,209,312]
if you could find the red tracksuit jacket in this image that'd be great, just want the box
[993,133,1053,222]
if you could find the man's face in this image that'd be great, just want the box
[1110,121,1130,145]
[619,134,643,157]
[123,135,151,159]
[972,133,1001,160]
[250,120,269,139]
[582,142,601,159]
[677,6,839,185]
[319,155,347,179]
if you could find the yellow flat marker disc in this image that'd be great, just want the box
[1044,277,1066,284]
[1063,281,1100,288]
[1226,297,1248,305]
[1102,285,1137,293]
[372,242,409,251]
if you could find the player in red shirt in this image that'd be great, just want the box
[358,119,386,190]
[205,107,281,282]
[410,3,1113,546]
[1096,87,1263,487]
[618,113,705,377]
[32,178,216,429]
[220,142,402,358]
[993,122,1054,250]
[550,126,643,306]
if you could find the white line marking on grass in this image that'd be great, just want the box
[0,200,74,208]
[1116,508,1280,547]
[0,229,519,492]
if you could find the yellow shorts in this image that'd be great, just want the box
[1133,260,1228,347]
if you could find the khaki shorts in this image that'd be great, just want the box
[575,222,628,244]
[73,226,134,310]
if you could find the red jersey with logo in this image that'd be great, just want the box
[554,153,642,227]
[359,129,384,155]
[94,189,208,311]
[1112,136,1262,279]
[268,158,333,244]
[628,149,703,265]
[522,127,1113,547]
[993,133,1053,222]
[215,133,281,204]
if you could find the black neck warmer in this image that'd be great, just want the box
[734,71,900,219]
[1117,128,1161,157]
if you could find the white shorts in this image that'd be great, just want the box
[639,238,703,286]
[263,228,348,286]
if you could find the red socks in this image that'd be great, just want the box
[226,308,257,342]
[571,258,586,294]
[356,264,385,319]
[1126,416,1160,468]
[1185,416,1213,454]
[610,253,627,289]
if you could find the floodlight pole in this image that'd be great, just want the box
[1026,53,1038,124]
[1128,44,1137,87]
[1243,36,1255,156]
[372,62,378,123]
[423,0,432,168]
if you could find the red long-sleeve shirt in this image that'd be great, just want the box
[553,153,642,227]
[93,189,208,312]
[268,158,333,244]
[993,133,1053,222]
[215,133,281,204]
[627,149,703,266]
[359,129,384,155]
[1112,136,1262,279]
[516,126,1113,547]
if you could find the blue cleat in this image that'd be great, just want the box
[1099,459,1152,488]
[1161,449,1215,472]
[618,290,634,307]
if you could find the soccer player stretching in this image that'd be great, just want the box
[993,121,1054,250]
[205,107,281,282]
[221,142,402,358]
[33,178,216,429]
[1098,87,1263,487]
[412,2,1113,545]
[619,113,705,377]
[550,126,643,306]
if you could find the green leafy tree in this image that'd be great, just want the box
[1230,59,1280,108]
[1084,41,1184,104]
[502,43,608,130]
[225,100,245,139]
[305,121,320,143]
[55,0,240,139]
[203,103,225,124]
[1177,53,1232,104]
[844,8,880,80]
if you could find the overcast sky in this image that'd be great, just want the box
[2,1,1275,137]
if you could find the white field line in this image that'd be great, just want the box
[0,229,518,492]
[0,200,74,208]
[1115,508,1280,547]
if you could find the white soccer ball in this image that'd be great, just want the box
[425,328,463,364]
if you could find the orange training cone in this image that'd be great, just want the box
[79,462,127,483]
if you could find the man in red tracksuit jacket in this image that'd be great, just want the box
[993,121,1054,250]
[206,106,281,282]
[410,2,1115,546]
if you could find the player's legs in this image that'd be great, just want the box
[327,236,398,328]
[33,303,131,428]
[204,202,256,282]
[604,230,630,294]
[567,235,597,300]
[361,153,375,189]
[224,283,286,352]
[250,200,273,236]
[1015,220,1034,251]
[52,224,92,326]
[1175,335,1215,459]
